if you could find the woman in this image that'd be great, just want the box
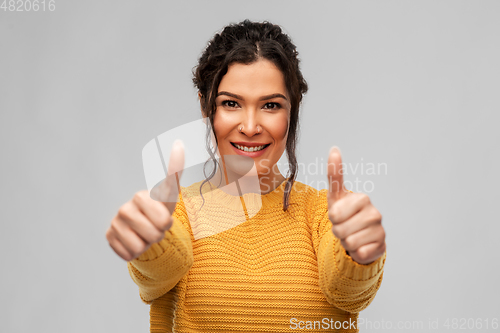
[106,20,386,332]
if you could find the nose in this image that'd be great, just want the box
[239,109,261,137]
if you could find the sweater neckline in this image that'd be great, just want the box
[192,177,289,210]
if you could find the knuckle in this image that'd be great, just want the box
[152,204,169,227]
[131,242,146,258]
[380,228,386,242]
[358,192,371,205]
[357,248,370,262]
[343,236,355,250]
[105,227,113,242]
[368,207,382,224]
[120,251,135,261]
[370,206,382,221]
[160,216,173,231]
[140,233,153,245]
[145,230,163,245]
[108,239,130,261]
[380,242,387,254]
[117,203,132,219]
[109,219,121,233]
[328,211,335,223]
[332,225,346,240]
[133,191,146,205]
[331,225,340,239]
[333,205,340,218]
[329,205,340,222]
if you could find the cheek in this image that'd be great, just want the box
[212,113,228,142]
[272,114,289,143]
[213,110,239,137]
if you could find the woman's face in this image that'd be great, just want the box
[211,59,290,189]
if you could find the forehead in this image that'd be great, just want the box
[218,59,287,97]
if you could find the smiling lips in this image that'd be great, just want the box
[230,141,271,155]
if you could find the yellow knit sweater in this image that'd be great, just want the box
[127,179,386,332]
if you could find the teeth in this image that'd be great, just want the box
[234,144,267,152]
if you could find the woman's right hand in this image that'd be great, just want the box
[106,140,185,261]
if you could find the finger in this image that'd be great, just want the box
[151,139,185,213]
[133,191,173,231]
[111,219,149,259]
[329,192,372,224]
[341,224,385,253]
[331,205,381,240]
[107,232,134,261]
[327,146,348,204]
[121,204,166,244]
[351,242,386,265]
[164,139,184,213]
[167,139,185,177]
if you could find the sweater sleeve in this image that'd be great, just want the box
[310,189,386,313]
[126,191,194,304]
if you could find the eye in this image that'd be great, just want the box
[263,102,281,110]
[221,100,240,109]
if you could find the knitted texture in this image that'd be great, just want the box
[127,180,386,332]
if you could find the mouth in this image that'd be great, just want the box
[231,142,271,157]
[230,142,271,152]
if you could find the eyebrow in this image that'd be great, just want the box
[217,91,288,101]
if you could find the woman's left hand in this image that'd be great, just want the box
[327,147,386,265]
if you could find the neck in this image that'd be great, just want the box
[208,161,286,196]
[259,173,286,194]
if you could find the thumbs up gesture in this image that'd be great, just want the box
[327,147,386,265]
[106,140,185,261]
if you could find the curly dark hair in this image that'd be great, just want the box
[192,19,308,211]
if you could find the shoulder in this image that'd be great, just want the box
[287,180,329,214]
[179,180,209,200]
[289,180,328,203]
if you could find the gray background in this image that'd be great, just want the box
[1,0,499,332]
